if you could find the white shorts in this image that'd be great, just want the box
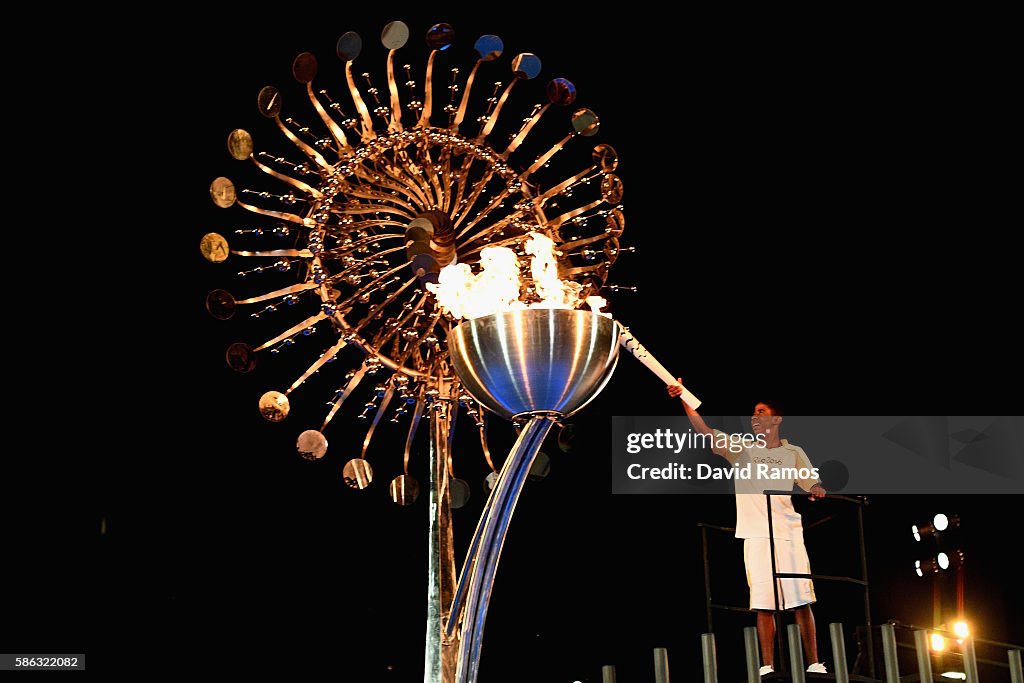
[744,535,816,611]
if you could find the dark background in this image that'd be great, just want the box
[14,7,1019,681]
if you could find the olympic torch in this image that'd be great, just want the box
[616,325,701,410]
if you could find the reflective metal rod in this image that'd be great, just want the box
[659,647,675,683]
[744,626,761,683]
[455,415,555,682]
[881,624,900,683]
[913,630,932,682]
[1009,649,1023,683]
[425,385,458,683]
[964,637,980,683]
[788,624,806,683]
[829,623,849,683]
[444,488,495,638]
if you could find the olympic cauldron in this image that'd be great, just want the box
[444,308,619,681]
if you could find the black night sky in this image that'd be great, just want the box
[15,7,1020,681]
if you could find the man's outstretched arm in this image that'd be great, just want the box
[667,379,742,464]
[667,378,713,435]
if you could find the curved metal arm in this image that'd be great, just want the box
[454,414,555,682]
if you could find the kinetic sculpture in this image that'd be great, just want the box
[202,20,696,681]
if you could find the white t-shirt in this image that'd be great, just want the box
[712,429,819,540]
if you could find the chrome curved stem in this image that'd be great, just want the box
[445,488,493,640]
[455,415,556,682]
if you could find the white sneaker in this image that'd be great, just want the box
[759,664,774,676]
[807,662,827,673]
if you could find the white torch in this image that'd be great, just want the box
[616,326,701,410]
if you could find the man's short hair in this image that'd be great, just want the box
[760,400,784,417]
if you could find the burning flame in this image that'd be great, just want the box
[427,233,609,320]
[428,232,699,407]
[524,233,581,309]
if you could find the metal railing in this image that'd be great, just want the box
[699,491,874,677]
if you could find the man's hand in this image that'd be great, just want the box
[809,484,827,501]
[667,378,684,398]
[667,378,700,416]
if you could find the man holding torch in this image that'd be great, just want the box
[667,383,828,676]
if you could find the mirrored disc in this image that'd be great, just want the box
[381,21,410,50]
[484,471,499,493]
[406,216,435,237]
[557,423,576,452]
[592,143,618,173]
[389,474,420,505]
[571,108,600,136]
[474,34,503,61]
[603,236,621,264]
[337,31,363,61]
[528,451,551,480]
[511,53,541,79]
[601,174,623,204]
[257,86,282,118]
[411,253,441,278]
[205,289,236,320]
[200,232,230,263]
[259,390,290,422]
[227,129,253,160]
[605,208,625,238]
[450,478,470,509]
[343,458,373,489]
[209,177,236,208]
[225,341,256,373]
[425,23,455,51]
[297,429,328,460]
[292,52,318,84]
[546,78,576,106]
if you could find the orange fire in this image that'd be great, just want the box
[427,233,608,320]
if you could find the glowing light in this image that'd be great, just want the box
[953,621,969,638]
[915,560,923,577]
[934,513,949,531]
[428,233,591,320]
[930,633,946,651]
[941,672,966,680]
[524,233,582,310]
[938,552,950,570]
[912,524,921,542]
[585,295,610,316]
[427,246,525,320]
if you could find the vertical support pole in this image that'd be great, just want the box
[880,623,900,683]
[765,493,785,673]
[654,647,672,683]
[788,624,806,683]
[701,525,713,633]
[425,378,458,683]
[744,626,761,683]
[1007,649,1023,683]
[913,630,933,682]
[857,503,876,678]
[829,623,849,683]
[698,637,714,683]
[601,664,617,683]
[963,637,980,683]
